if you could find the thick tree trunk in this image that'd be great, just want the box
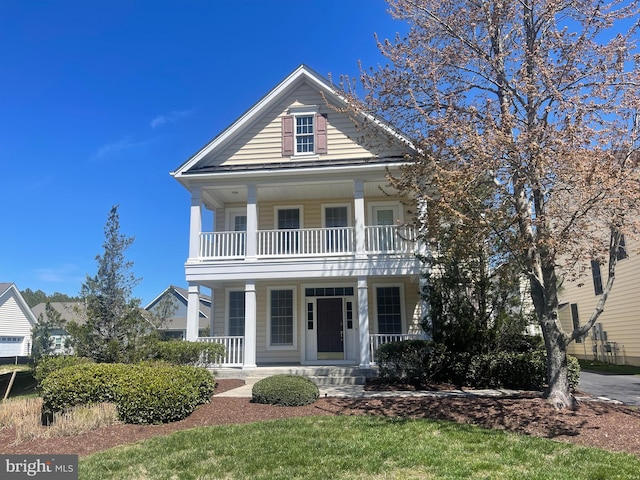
[539,312,578,410]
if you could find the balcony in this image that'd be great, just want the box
[198,225,418,260]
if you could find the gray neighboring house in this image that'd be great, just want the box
[144,286,212,340]
[31,302,86,355]
[0,283,37,357]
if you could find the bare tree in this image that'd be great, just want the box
[352,0,640,408]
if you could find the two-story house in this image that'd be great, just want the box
[171,65,427,369]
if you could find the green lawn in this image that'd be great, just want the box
[80,416,640,480]
[578,359,640,375]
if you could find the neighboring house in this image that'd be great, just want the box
[171,65,427,369]
[0,283,37,357]
[144,286,212,339]
[31,302,85,355]
[558,235,640,366]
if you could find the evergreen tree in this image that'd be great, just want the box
[71,205,145,362]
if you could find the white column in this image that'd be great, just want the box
[243,280,257,369]
[246,184,258,260]
[186,283,200,341]
[354,180,366,258]
[209,289,215,336]
[357,276,371,368]
[189,186,203,260]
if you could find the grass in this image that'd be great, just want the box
[80,416,640,480]
[578,359,640,375]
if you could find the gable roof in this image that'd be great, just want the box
[144,285,211,319]
[171,64,414,179]
[31,302,87,325]
[0,283,38,327]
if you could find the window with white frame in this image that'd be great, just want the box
[228,290,245,336]
[269,288,295,347]
[376,286,402,334]
[296,115,314,154]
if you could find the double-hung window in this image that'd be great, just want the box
[376,286,402,334]
[296,115,314,154]
[269,288,295,347]
[228,291,245,336]
[281,110,327,156]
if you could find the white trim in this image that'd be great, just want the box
[372,283,407,335]
[266,286,298,350]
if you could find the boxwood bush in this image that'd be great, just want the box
[140,340,225,365]
[251,375,319,406]
[32,355,94,386]
[40,362,215,424]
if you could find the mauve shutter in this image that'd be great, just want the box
[282,115,294,156]
[316,113,327,154]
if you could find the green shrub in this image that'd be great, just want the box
[40,363,215,425]
[377,340,448,385]
[33,356,94,386]
[251,375,319,406]
[140,340,225,365]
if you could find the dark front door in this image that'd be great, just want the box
[317,298,344,360]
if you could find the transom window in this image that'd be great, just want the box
[295,115,314,154]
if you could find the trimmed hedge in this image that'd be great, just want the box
[141,340,225,365]
[33,355,95,385]
[377,340,580,391]
[41,363,215,424]
[251,375,319,406]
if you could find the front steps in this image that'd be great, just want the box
[212,365,378,386]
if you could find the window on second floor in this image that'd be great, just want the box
[591,260,603,296]
[282,112,327,156]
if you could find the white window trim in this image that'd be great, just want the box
[372,283,406,335]
[368,201,404,226]
[274,205,304,229]
[321,203,352,228]
[266,286,298,350]
[225,207,247,231]
[288,106,319,158]
[225,288,245,336]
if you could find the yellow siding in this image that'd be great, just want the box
[212,83,405,167]
[559,237,640,365]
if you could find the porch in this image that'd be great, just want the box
[198,333,426,368]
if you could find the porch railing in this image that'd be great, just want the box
[199,225,417,260]
[369,333,427,365]
[197,336,244,367]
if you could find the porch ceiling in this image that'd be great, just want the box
[202,181,398,207]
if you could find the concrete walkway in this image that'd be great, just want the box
[216,377,529,399]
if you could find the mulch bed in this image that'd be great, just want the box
[1,379,639,458]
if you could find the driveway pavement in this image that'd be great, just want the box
[578,370,640,406]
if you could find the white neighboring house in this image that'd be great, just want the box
[0,283,37,357]
[144,286,212,340]
[171,65,428,369]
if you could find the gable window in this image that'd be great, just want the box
[591,260,603,296]
[228,290,245,336]
[269,288,295,347]
[376,286,402,334]
[296,115,314,153]
[282,112,327,156]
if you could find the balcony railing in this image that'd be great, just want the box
[198,225,417,260]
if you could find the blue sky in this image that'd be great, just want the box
[0,0,403,305]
